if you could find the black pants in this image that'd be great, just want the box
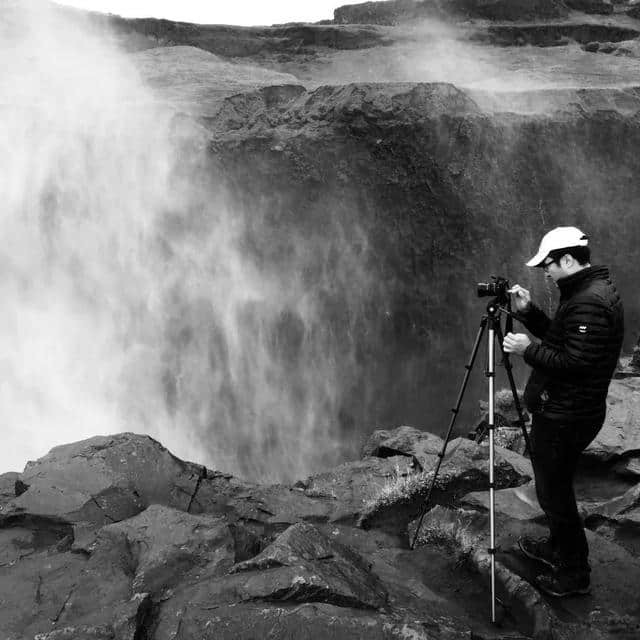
[530,414,603,573]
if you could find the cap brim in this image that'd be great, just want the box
[525,251,547,268]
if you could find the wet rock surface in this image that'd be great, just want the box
[1,413,640,639]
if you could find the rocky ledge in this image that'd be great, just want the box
[1,371,639,640]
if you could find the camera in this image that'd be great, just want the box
[477,276,510,302]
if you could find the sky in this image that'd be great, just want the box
[53,1,364,25]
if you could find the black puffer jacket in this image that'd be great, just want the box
[518,266,624,425]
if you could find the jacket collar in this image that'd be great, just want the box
[557,265,610,299]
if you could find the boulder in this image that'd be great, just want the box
[0,529,136,638]
[358,430,532,535]
[95,505,235,596]
[3,433,206,526]
[584,378,640,463]
[362,426,532,478]
[191,473,334,527]
[152,523,389,638]
[230,522,388,609]
[298,454,417,524]
[360,425,444,469]
[585,482,640,556]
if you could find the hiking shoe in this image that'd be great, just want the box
[518,536,559,570]
[535,570,591,598]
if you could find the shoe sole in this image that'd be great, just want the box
[517,539,558,571]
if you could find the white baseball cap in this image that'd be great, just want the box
[526,226,589,267]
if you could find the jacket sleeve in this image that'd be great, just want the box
[514,303,551,339]
[523,299,611,373]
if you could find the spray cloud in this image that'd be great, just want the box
[1,1,375,482]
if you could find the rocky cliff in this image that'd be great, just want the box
[121,4,640,464]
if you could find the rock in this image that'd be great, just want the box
[585,483,640,556]
[599,41,618,53]
[615,354,640,378]
[3,433,206,526]
[584,41,601,51]
[360,425,444,469]
[0,471,19,511]
[97,505,235,596]
[111,593,153,640]
[632,339,640,369]
[462,480,591,522]
[230,521,387,608]
[565,0,614,14]
[299,455,417,524]
[584,378,640,463]
[413,504,640,639]
[0,528,134,637]
[333,0,567,24]
[358,431,532,535]
[190,472,334,528]
[479,387,530,426]
[154,602,454,640]
[627,4,640,17]
[132,46,303,118]
[412,506,558,639]
[462,480,545,521]
[613,456,640,478]
[151,523,388,636]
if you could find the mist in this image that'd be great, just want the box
[1,1,378,482]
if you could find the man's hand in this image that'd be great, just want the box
[503,332,531,356]
[508,284,532,312]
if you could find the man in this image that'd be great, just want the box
[502,226,624,597]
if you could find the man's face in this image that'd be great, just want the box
[541,255,568,283]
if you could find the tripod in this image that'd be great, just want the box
[410,295,532,623]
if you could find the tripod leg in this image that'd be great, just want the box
[493,322,533,458]
[487,317,497,624]
[410,317,487,550]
